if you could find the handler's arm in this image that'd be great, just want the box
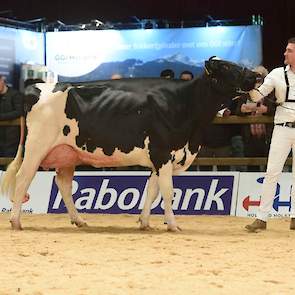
[249,71,275,102]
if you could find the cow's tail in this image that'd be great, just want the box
[0,116,25,201]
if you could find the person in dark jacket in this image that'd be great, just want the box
[197,101,239,171]
[0,75,24,158]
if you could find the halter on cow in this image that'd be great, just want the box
[0,57,258,230]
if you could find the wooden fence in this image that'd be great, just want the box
[0,116,292,167]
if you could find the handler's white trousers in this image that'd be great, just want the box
[257,125,295,221]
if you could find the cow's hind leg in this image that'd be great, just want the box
[139,171,159,230]
[55,167,87,227]
[10,144,47,229]
[10,163,39,230]
[158,162,180,232]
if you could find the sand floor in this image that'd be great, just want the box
[0,213,295,295]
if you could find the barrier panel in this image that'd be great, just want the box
[0,171,239,216]
[1,170,293,218]
[236,172,292,218]
[0,171,55,214]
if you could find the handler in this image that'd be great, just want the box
[246,37,295,232]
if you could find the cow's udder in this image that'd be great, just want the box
[40,144,122,169]
[40,145,80,169]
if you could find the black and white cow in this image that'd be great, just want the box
[0,57,258,230]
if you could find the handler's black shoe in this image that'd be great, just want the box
[290,218,295,230]
[245,219,266,232]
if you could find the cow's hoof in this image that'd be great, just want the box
[139,224,153,231]
[71,220,88,228]
[138,217,152,230]
[10,220,23,230]
[167,225,182,232]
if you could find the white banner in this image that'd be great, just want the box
[0,171,54,214]
[236,172,292,218]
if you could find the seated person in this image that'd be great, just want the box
[179,70,194,81]
[197,104,238,171]
[0,75,24,160]
[111,73,122,80]
[160,69,175,79]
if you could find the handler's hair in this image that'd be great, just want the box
[288,37,295,44]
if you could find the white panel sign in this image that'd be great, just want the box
[236,172,292,218]
[0,172,55,214]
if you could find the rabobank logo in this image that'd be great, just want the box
[48,174,235,215]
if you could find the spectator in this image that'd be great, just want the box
[111,73,122,80]
[180,70,194,81]
[197,103,238,171]
[160,69,175,79]
[235,66,276,171]
[0,75,24,160]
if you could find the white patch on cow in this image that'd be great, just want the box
[171,143,196,175]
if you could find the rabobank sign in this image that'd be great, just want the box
[48,172,238,215]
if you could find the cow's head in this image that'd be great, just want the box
[205,56,258,95]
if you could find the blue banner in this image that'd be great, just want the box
[46,25,262,81]
[0,26,45,86]
[48,173,236,215]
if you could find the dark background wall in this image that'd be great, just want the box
[1,0,294,71]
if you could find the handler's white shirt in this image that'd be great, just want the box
[258,65,295,124]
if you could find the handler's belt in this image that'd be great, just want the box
[276,122,295,128]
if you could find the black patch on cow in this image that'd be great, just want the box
[177,147,187,166]
[24,85,42,113]
[62,62,257,172]
[171,154,175,163]
[63,125,70,136]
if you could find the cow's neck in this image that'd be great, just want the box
[190,77,232,119]
[187,77,234,153]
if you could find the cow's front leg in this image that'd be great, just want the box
[158,162,180,232]
[139,171,159,230]
[55,167,87,227]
